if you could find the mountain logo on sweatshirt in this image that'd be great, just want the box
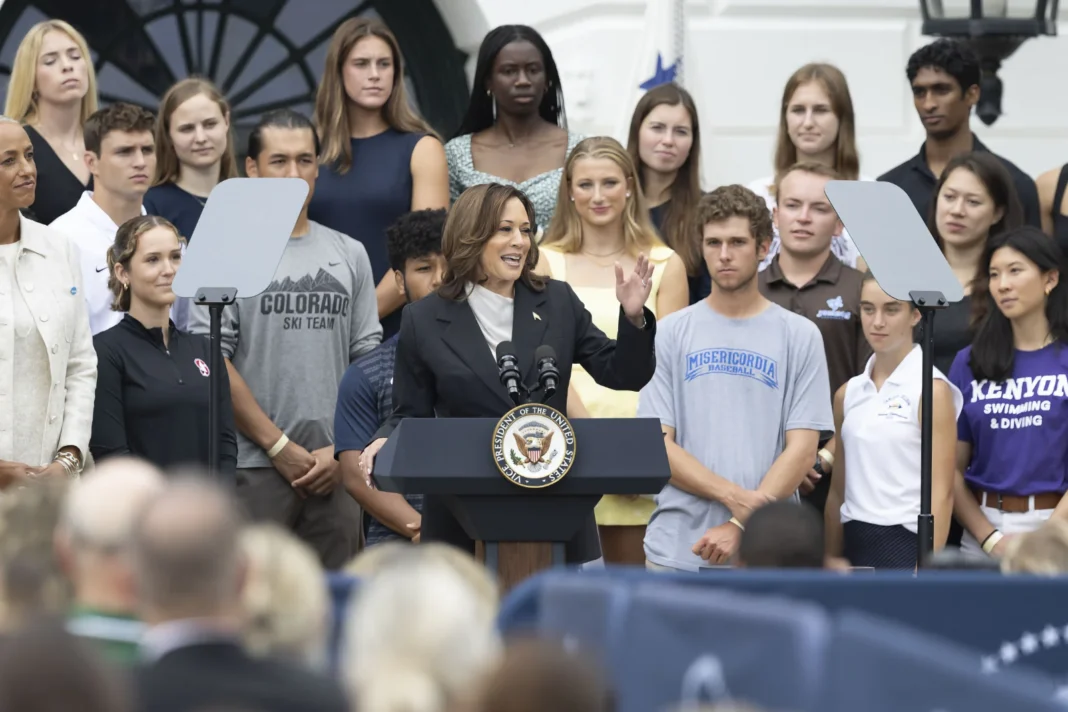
[263,268,348,295]
[259,268,352,330]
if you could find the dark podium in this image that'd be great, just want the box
[373,416,671,590]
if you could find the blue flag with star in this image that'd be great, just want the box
[639,52,678,90]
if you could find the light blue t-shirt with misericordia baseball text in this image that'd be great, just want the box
[638,300,834,571]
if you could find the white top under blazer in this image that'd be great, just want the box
[839,345,963,532]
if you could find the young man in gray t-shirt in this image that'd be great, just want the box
[639,185,834,572]
[189,110,381,568]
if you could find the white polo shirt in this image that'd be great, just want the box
[50,192,145,335]
[839,345,963,532]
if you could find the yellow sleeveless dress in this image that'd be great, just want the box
[541,244,675,526]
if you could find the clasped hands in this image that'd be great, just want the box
[0,460,59,489]
[270,440,340,497]
[692,486,774,564]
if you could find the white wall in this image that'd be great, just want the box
[432,0,1068,190]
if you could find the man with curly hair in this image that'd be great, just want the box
[639,185,833,572]
[334,208,447,549]
[878,38,1039,227]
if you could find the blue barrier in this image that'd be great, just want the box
[505,570,1068,711]
[612,583,829,712]
[822,609,1063,712]
[500,567,1068,689]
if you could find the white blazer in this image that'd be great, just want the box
[3,215,96,466]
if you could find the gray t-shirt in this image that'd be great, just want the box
[639,300,833,571]
[189,220,382,468]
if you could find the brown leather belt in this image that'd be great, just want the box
[971,488,1062,513]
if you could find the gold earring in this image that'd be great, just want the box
[122,282,129,291]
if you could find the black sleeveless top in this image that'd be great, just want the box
[1052,165,1068,258]
[25,125,92,224]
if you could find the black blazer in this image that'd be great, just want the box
[374,278,656,562]
[134,641,348,712]
[378,277,656,437]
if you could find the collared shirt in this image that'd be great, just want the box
[49,191,147,335]
[759,253,870,399]
[68,607,145,665]
[139,618,242,664]
[90,313,237,473]
[840,346,963,531]
[877,135,1041,228]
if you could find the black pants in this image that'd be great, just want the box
[420,494,602,564]
[843,520,917,570]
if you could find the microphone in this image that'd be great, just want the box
[535,345,560,400]
[496,341,522,405]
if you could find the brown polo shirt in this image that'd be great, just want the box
[758,253,871,398]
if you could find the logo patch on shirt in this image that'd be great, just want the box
[817,295,852,321]
[684,348,779,388]
[259,269,351,332]
[878,394,911,420]
[194,358,210,377]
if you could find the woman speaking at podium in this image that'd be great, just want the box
[359,182,657,563]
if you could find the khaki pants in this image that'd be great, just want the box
[237,467,362,570]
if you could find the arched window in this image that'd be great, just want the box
[0,0,469,139]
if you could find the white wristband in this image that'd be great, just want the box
[982,529,1004,555]
[267,434,289,459]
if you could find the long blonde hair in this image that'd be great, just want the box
[542,136,663,256]
[4,20,98,125]
[153,77,238,186]
[773,63,859,194]
[314,17,435,173]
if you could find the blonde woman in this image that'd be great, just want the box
[240,523,331,670]
[342,547,501,712]
[310,17,449,339]
[0,118,95,486]
[746,63,869,271]
[4,19,98,224]
[538,136,688,564]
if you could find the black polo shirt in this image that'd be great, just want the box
[90,314,237,474]
[758,253,871,399]
[877,135,1040,228]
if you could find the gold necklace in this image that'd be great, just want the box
[582,246,625,258]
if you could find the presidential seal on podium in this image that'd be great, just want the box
[492,403,576,489]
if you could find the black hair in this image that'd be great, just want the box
[246,108,321,161]
[906,38,981,94]
[969,226,1068,382]
[737,501,824,569]
[451,25,566,138]
[386,208,447,272]
[926,151,1024,255]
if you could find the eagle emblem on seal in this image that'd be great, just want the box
[513,429,554,465]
